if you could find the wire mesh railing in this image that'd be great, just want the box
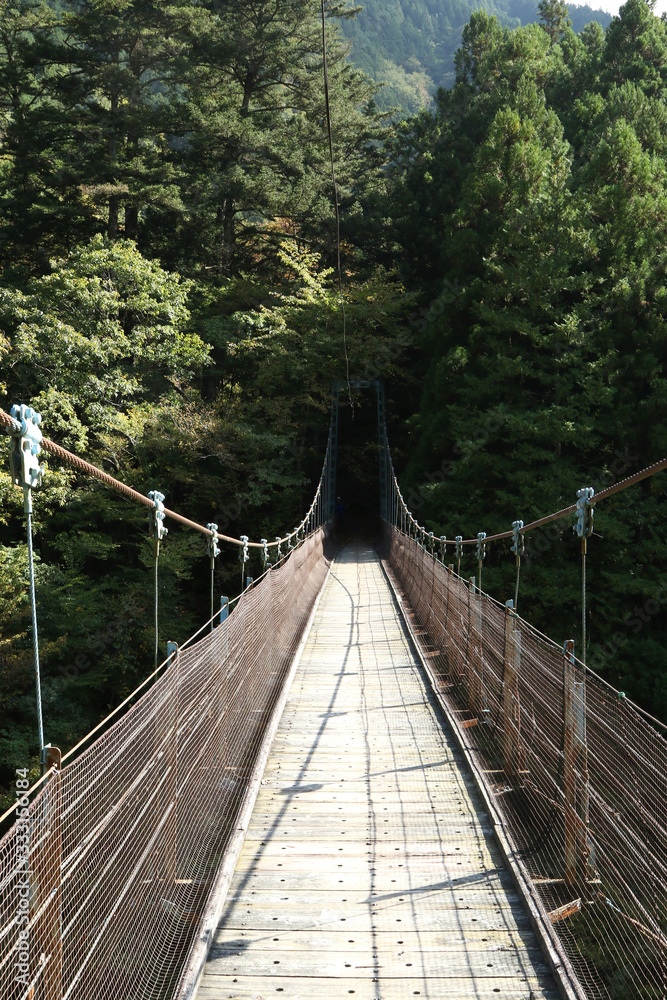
[381,523,667,1000]
[0,526,333,1000]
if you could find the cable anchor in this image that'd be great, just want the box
[575,488,595,540]
[148,491,168,541]
[9,404,43,502]
[206,523,220,560]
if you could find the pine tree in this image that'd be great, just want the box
[171,0,387,275]
[538,0,572,44]
[55,0,200,242]
[0,0,75,273]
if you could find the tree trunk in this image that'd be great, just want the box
[221,196,236,273]
[107,88,119,239]
[125,204,138,240]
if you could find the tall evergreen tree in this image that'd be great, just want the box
[168,0,387,274]
[56,0,199,242]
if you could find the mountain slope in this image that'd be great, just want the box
[339,0,612,111]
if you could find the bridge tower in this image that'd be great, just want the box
[329,379,389,520]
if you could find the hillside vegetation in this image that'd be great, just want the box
[0,0,666,892]
[340,0,612,110]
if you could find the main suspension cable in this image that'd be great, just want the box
[320,0,352,408]
[388,443,667,549]
[0,407,324,550]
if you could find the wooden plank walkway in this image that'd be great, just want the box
[196,543,559,1000]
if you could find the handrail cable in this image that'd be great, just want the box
[320,0,352,407]
[389,445,667,547]
[0,406,326,550]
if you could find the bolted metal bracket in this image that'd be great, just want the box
[41,744,61,772]
[9,404,43,495]
[574,488,595,539]
[206,523,220,560]
[148,491,168,541]
[511,520,525,557]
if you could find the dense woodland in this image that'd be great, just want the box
[1,0,667,820]
[340,0,612,111]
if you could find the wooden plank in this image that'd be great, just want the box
[196,975,560,999]
[234,853,502,872]
[205,947,551,978]
[213,906,535,934]
[211,926,541,953]
[195,545,557,1000]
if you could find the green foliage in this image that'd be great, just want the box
[339,0,611,113]
[387,0,667,749]
[0,0,388,275]
[1,236,205,436]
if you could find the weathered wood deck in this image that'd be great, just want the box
[196,544,559,1000]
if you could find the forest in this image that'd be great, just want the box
[340,0,612,111]
[1,0,667,812]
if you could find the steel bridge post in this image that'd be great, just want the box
[376,381,388,520]
[327,386,339,523]
[467,576,482,717]
[563,639,592,886]
[166,641,179,886]
[503,602,522,780]
[35,745,63,1000]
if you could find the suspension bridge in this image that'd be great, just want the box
[1,388,667,1000]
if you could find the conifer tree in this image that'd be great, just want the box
[537,0,572,43]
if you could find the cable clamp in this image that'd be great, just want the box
[428,530,435,553]
[455,535,463,561]
[207,523,220,559]
[9,404,43,490]
[239,535,249,564]
[275,536,283,563]
[477,532,487,562]
[148,491,168,541]
[511,520,525,557]
[439,535,447,562]
[261,538,269,568]
[575,487,595,538]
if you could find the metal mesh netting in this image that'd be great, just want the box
[0,528,332,1000]
[382,523,667,1000]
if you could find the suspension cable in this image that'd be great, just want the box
[582,539,587,662]
[0,407,326,550]
[387,445,667,548]
[26,494,44,759]
[320,0,351,408]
